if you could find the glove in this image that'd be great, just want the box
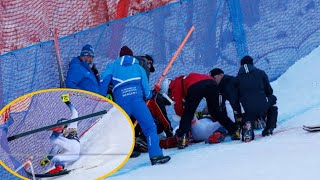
[106,94,113,101]
[40,157,50,166]
[91,64,99,75]
[152,89,158,98]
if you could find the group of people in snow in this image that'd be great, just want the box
[42,44,278,173]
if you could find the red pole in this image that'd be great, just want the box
[53,28,65,88]
[154,25,195,91]
[134,25,195,127]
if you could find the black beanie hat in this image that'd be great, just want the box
[209,68,224,77]
[240,55,254,65]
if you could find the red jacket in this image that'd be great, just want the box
[169,73,214,116]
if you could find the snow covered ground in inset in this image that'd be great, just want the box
[54,106,134,180]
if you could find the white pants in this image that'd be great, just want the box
[191,117,222,141]
[50,135,80,166]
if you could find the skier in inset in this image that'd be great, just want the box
[39,101,80,174]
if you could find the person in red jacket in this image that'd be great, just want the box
[161,73,240,149]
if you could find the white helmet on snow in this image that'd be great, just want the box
[160,78,171,95]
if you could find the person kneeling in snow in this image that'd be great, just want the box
[160,73,240,149]
[236,55,278,142]
[40,102,80,174]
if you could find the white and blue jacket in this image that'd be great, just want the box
[99,55,152,104]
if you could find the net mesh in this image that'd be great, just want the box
[0,90,112,177]
[0,0,178,55]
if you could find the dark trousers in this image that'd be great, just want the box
[177,80,237,137]
[243,94,278,130]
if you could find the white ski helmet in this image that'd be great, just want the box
[160,78,171,95]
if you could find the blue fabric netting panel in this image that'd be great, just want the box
[0,91,112,177]
[0,42,60,108]
[240,0,320,80]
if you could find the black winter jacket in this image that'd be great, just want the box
[236,64,274,115]
[218,75,241,116]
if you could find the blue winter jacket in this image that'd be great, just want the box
[66,57,100,94]
[99,55,152,104]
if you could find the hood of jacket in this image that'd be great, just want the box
[238,64,257,75]
[115,55,139,66]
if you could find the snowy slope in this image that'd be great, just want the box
[54,106,134,180]
[106,45,320,180]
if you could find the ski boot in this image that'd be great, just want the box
[230,129,241,140]
[176,133,190,149]
[242,121,254,143]
[134,137,148,153]
[262,128,273,136]
[207,131,225,144]
[150,156,171,165]
[46,165,64,174]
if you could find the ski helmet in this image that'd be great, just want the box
[51,118,68,132]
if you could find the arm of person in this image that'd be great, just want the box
[171,78,184,116]
[262,71,273,96]
[139,66,152,100]
[225,78,242,116]
[99,64,113,96]
[65,64,84,89]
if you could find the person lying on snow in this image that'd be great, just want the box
[39,102,80,174]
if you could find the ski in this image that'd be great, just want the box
[303,127,320,132]
[25,169,71,178]
[303,125,320,129]
[25,164,102,178]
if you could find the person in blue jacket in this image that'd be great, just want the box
[99,46,170,165]
[66,44,100,94]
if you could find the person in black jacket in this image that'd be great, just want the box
[209,68,242,125]
[236,55,278,142]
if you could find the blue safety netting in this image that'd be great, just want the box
[1,0,320,109]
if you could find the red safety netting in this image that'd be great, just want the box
[0,95,32,124]
[0,0,177,55]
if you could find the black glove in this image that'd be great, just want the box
[267,94,277,106]
[91,64,100,82]
[152,89,159,99]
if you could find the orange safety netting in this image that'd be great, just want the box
[0,0,177,55]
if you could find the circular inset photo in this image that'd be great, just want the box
[0,89,134,180]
